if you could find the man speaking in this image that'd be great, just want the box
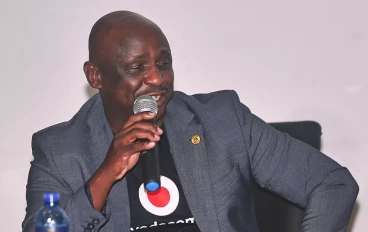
[22,11,358,232]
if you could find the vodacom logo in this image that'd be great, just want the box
[138,176,180,216]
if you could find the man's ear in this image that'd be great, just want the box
[83,61,102,89]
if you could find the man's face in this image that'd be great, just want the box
[97,25,174,122]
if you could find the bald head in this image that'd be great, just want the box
[88,11,167,64]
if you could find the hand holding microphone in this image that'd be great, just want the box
[88,107,162,211]
[88,95,161,210]
[98,96,162,185]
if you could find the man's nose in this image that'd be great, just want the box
[144,66,162,86]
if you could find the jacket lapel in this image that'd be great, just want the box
[85,94,131,232]
[164,97,220,232]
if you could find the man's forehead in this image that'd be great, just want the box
[106,24,169,56]
[89,11,170,63]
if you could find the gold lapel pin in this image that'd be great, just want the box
[191,135,201,144]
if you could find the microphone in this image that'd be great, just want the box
[133,95,160,192]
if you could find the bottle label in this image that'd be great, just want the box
[36,227,68,232]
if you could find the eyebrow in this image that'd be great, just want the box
[159,49,171,57]
[131,49,171,61]
[130,53,148,61]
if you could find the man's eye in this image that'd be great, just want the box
[157,59,171,66]
[131,65,144,70]
[128,64,145,73]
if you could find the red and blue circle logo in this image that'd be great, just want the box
[139,176,179,216]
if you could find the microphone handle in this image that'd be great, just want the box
[141,145,160,191]
[140,118,160,191]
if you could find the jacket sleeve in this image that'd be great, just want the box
[230,90,359,232]
[22,132,111,232]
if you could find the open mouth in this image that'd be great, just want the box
[137,87,172,107]
[151,95,161,101]
[144,91,169,104]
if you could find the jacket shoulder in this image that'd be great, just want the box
[173,89,241,107]
[32,94,101,144]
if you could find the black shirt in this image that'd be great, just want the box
[126,126,201,232]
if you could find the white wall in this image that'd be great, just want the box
[0,0,366,231]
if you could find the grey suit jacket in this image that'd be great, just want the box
[23,90,358,232]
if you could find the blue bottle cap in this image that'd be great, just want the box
[43,192,60,203]
[145,182,160,192]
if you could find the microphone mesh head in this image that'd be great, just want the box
[133,95,158,115]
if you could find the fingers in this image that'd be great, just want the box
[116,128,160,144]
[111,111,161,160]
[123,112,156,130]
[117,140,156,155]
[114,112,162,144]
[102,112,161,181]
[122,121,162,137]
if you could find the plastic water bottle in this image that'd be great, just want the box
[35,192,69,232]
